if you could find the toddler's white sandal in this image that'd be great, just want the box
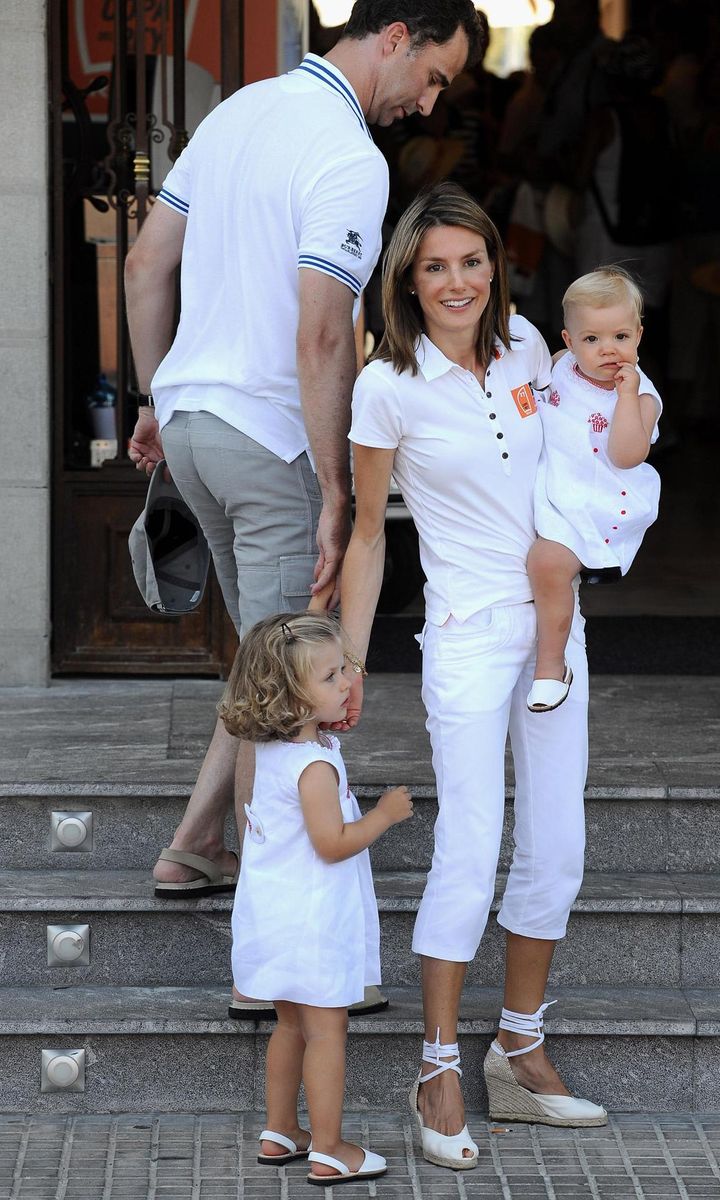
[306,1147,386,1185]
[409,1030,479,1170]
[483,1003,607,1127]
[527,663,573,713]
[257,1129,311,1164]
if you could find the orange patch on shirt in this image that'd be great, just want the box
[511,382,537,418]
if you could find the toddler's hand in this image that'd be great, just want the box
[614,362,640,400]
[377,785,413,827]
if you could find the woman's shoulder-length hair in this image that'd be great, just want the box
[374,182,513,378]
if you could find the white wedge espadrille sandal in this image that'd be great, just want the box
[409,1029,479,1170]
[484,1002,607,1127]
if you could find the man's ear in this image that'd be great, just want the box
[380,21,409,56]
[561,327,573,352]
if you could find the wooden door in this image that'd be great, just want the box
[50,0,245,675]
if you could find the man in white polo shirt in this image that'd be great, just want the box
[124,0,483,1004]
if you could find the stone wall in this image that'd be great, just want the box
[0,1,50,685]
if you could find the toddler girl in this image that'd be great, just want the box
[527,267,661,711]
[219,612,412,1185]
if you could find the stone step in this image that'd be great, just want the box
[3,784,719,873]
[3,870,719,989]
[1,983,717,1114]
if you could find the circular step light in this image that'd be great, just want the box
[47,924,90,966]
[41,1049,86,1093]
[50,811,93,852]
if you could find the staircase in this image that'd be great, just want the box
[1,675,719,1114]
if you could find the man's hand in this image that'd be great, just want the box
[312,500,352,610]
[129,408,164,476]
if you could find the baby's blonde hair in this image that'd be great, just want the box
[218,612,345,743]
[563,266,644,327]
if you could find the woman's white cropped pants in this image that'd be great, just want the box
[412,600,588,962]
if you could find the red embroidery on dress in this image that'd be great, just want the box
[549,390,561,407]
[588,412,609,433]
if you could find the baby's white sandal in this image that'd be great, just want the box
[306,1146,386,1185]
[527,662,573,713]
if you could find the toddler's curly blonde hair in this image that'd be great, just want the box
[218,612,346,742]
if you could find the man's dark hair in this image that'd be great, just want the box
[343,1,487,66]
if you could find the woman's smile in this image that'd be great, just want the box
[411,225,494,354]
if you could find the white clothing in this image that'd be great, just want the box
[231,735,380,1008]
[153,54,389,463]
[414,601,588,960]
[350,317,586,961]
[350,315,553,625]
[534,352,661,574]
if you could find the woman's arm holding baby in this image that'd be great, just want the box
[607,364,659,469]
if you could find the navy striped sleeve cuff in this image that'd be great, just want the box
[157,188,189,216]
[298,254,362,296]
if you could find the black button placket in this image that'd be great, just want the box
[484,364,511,475]
[457,363,511,475]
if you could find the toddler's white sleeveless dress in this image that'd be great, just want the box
[534,352,661,573]
[231,735,381,1008]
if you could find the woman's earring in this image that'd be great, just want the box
[410,289,416,295]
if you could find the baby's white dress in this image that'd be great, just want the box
[231,735,381,1008]
[534,352,661,573]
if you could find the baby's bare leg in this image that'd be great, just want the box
[297,1003,366,1177]
[527,538,582,682]
[262,1000,310,1156]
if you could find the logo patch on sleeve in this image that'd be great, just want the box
[511,382,538,418]
[341,230,363,259]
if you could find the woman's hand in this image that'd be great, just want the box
[321,673,363,732]
[343,673,363,728]
[307,579,335,612]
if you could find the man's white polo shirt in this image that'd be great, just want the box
[151,54,389,464]
[350,315,552,624]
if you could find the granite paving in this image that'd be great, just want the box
[0,675,718,794]
[0,983,708,1035]
[1,1112,719,1199]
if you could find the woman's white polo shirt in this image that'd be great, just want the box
[350,314,552,624]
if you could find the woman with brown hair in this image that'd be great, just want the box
[339,182,606,1170]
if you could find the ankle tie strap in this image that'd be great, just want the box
[498,1001,556,1057]
[420,1027,462,1083]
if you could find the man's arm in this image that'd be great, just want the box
[124,202,187,474]
[296,268,359,605]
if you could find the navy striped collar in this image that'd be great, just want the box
[293,53,371,139]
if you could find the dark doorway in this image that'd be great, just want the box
[50,0,243,674]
